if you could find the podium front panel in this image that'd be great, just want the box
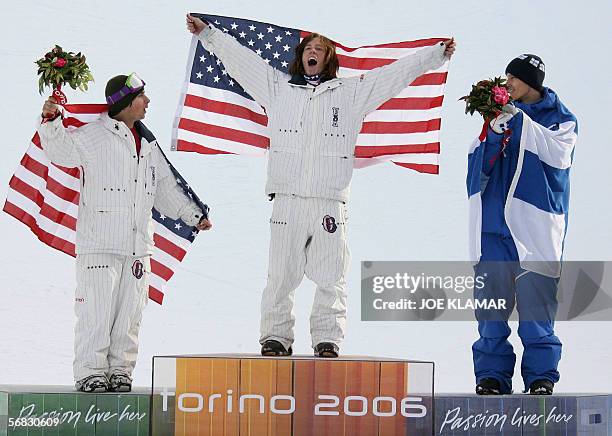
[151,354,434,436]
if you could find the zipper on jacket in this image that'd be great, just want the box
[130,133,140,256]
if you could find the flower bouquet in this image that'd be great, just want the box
[459,77,511,120]
[35,45,94,105]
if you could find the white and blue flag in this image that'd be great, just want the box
[467,88,578,277]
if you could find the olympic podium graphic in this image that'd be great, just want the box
[150,354,435,436]
[2,356,612,435]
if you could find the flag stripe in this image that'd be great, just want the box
[176,129,268,156]
[377,96,444,111]
[151,257,174,282]
[12,164,79,217]
[180,106,269,136]
[186,84,266,115]
[176,139,235,155]
[355,143,440,158]
[3,200,77,255]
[364,109,441,123]
[19,154,80,204]
[153,222,193,251]
[153,233,187,261]
[6,188,77,243]
[411,73,448,86]
[393,84,446,99]
[184,95,268,125]
[356,130,440,146]
[178,118,270,149]
[335,37,446,51]
[148,286,164,304]
[63,104,109,114]
[62,118,87,129]
[393,161,439,174]
[8,176,77,230]
[361,119,441,134]
[336,46,437,60]
[152,249,181,277]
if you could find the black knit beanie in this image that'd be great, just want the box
[505,54,545,91]
[105,75,144,117]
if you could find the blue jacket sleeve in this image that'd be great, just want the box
[481,128,504,176]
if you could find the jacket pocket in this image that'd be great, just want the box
[317,153,354,192]
[267,147,299,187]
[88,206,130,250]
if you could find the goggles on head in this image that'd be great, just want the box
[106,72,146,105]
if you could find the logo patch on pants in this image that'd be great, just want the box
[322,215,337,233]
[132,260,144,279]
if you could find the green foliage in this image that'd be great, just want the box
[35,45,94,95]
[459,77,511,120]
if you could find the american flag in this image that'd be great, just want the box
[173,14,449,174]
[3,104,206,304]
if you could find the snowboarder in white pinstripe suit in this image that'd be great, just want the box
[187,14,455,357]
[40,74,212,392]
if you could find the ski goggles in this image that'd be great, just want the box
[106,73,146,105]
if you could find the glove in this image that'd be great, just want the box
[501,104,519,116]
[490,105,519,134]
[490,112,513,134]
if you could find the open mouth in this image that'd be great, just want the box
[307,57,318,66]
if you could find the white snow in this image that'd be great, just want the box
[0,0,610,393]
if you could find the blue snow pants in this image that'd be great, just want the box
[472,233,562,393]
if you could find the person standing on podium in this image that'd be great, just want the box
[467,54,578,396]
[187,14,455,358]
[40,74,212,392]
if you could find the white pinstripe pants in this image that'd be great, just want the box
[259,195,350,349]
[73,254,149,381]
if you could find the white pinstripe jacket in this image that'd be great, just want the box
[198,26,446,202]
[38,113,203,256]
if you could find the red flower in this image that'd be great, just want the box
[492,86,509,105]
[53,58,67,68]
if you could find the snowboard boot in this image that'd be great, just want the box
[476,378,501,395]
[261,340,293,356]
[529,379,553,395]
[314,342,339,358]
[76,374,109,393]
[108,372,132,392]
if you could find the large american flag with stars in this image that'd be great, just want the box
[3,104,207,304]
[172,14,449,174]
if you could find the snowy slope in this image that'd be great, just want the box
[0,0,610,393]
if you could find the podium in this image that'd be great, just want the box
[435,394,612,435]
[0,385,150,435]
[151,354,435,436]
[2,358,611,435]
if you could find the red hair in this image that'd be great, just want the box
[289,33,339,79]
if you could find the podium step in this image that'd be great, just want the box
[436,393,612,435]
[0,385,150,436]
[152,353,435,436]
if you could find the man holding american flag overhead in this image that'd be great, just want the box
[187,14,455,358]
[39,74,212,392]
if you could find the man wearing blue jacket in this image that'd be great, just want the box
[466,54,578,395]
